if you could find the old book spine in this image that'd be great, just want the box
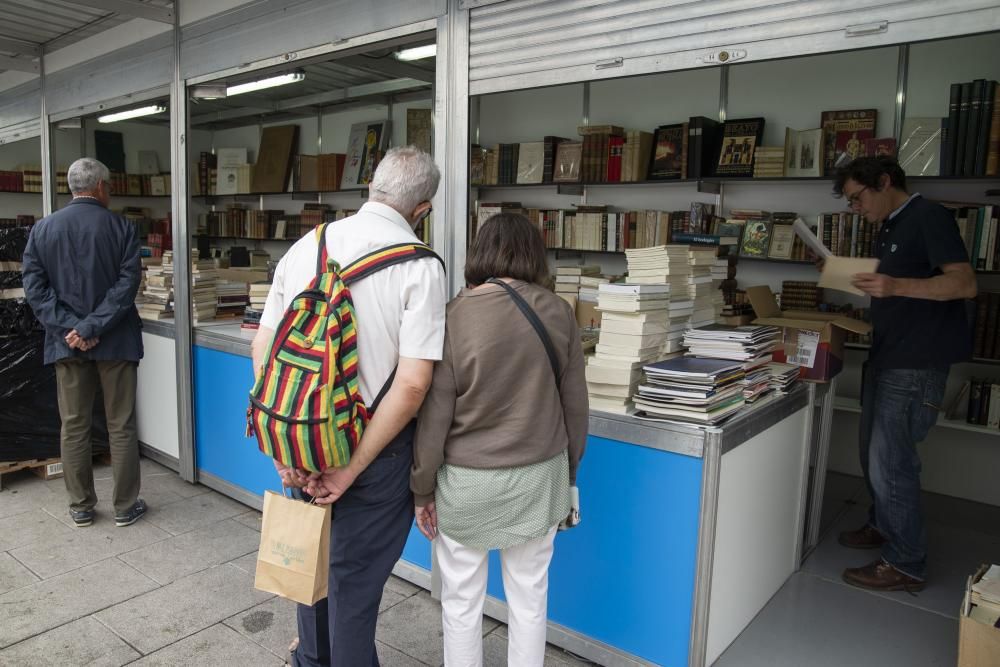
[967,379,981,424]
[943,84,960,175]
[955,81,973,176]
[987,84,1000,176]
[965,79,986,176]
[973,293,989,358]
[975,80,996,176]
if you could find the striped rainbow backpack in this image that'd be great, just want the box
[247,222,440,472]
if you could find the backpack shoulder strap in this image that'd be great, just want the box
[315,223,331,277]
[487,278,562,382]
[340,243,444,286]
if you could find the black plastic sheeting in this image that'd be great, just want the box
[1,310,108,462]
[0,225,29,261]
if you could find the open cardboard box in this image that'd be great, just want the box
[747,285,871,382]
[958,564,1000,667]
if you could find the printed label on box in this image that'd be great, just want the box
[787,330,820,368]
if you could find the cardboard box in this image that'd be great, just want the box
[576,299,601,329]
[747,285,871,382]
[959,565,1000,667]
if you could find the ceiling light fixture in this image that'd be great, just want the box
[395,44,436,61]
[97,105,167,123]
[226,71,305,97]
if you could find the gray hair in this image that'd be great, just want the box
[368,146,440,214]
[67,158,111,194]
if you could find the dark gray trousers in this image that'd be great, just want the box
[55,359,140,514]
[293,422,416,667]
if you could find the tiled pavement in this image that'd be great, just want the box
[0,457,594,666]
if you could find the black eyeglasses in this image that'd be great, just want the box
[845,186,870,209]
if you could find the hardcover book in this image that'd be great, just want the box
[783,128,823,178]
[820,109,877,174]
[767,224,796,260]
[252,125,298,193]
[864,137,897,158]
[341,120,391,190]
[553,142,583,183]
[739,219,773,258]
[648,124,686,180]
[516,142,545,184]
[714,118,765,177]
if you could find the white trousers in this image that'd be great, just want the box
[435,527,558,667]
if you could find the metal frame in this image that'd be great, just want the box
[433,0,471,297]
[688,430,723,667]
[894,44,909,142]
[805,377,839,552]
[793,384,818,566]
[65,0,174,24]
[39,47,54,217]
[169,9,196,483]
[48,87,169,124]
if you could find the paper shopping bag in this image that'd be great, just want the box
[254,490,331,605]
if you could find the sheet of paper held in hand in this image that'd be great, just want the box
[792,218,879,296]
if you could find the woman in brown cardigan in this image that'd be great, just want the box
[410,213,589,667]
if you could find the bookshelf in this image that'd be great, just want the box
[834,396,1000,436]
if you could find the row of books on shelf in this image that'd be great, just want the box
[195,204,359,241]
[961,379,1000,427]
[193,154,347,196]
[942,79,1000,177]
[107,172,171,197]
[0,169,68,194]
[470,107,923,187]
[944,203,1000,271]
[972,292,1000,360]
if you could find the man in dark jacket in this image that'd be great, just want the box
[22,157,147,528]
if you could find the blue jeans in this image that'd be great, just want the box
[859,366,947,580]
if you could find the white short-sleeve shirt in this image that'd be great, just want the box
[260,202,447,404]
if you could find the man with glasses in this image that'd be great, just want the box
[22,157,147,529]
[832,156,976,592]
[252,146,446,667]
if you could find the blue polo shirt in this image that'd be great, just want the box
[869,194,972,369]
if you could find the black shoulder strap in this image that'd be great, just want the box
[315,223,331,277]
[487,279,561,382]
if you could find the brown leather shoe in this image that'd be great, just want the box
[838,524,886,549]
[842,559,925,592]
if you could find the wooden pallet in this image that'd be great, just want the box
[0,458,63,490]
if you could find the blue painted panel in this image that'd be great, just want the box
[193,346,282,497]
[483,435,703,667]
[402,522,432,571]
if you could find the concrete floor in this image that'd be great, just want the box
[0,456,593,666]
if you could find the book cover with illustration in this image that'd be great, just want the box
[739,219,773,258]
[820,109,877,174]
[341,120,391,189]
[648,124,686,180]
[714,118,765,177]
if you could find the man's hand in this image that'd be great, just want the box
[415,502,437,540]
[65,329,99,351]
[274,460,309,489]
[306,465,359,505]
[852,272,896,298]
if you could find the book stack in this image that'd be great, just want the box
[189,251,219,324]
[741,361,774,403]
[941,79,1000,177]
[682,323,781,365]
[216,281,250,319]
[633,357,747,426]
[753,146,785,177]
[624,245,694,355]
[688,246,718,328]
[137,257,172,321]
[766,362,800,394]
[243,282,271,330]
[585,282,671,414]
[554,264,599,305]
[780,281,822,310]
[966,379,1000,428]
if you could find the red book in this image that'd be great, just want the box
[607,136,625,182]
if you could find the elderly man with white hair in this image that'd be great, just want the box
[22,157,147,529]
[251,146,447,667]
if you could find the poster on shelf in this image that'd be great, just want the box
[341,120,391,190]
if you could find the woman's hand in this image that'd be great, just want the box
[415,502,438,540]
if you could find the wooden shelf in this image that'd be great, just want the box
[834,396,1000,435]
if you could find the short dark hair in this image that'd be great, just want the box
[464,212,550,287]
[833,156,907,196]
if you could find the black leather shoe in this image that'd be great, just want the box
[115,498,147,527]
[70,508,95,527]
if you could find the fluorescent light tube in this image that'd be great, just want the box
[395,44,436,61]
[98,105,167,123]
[226,72,305,97]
